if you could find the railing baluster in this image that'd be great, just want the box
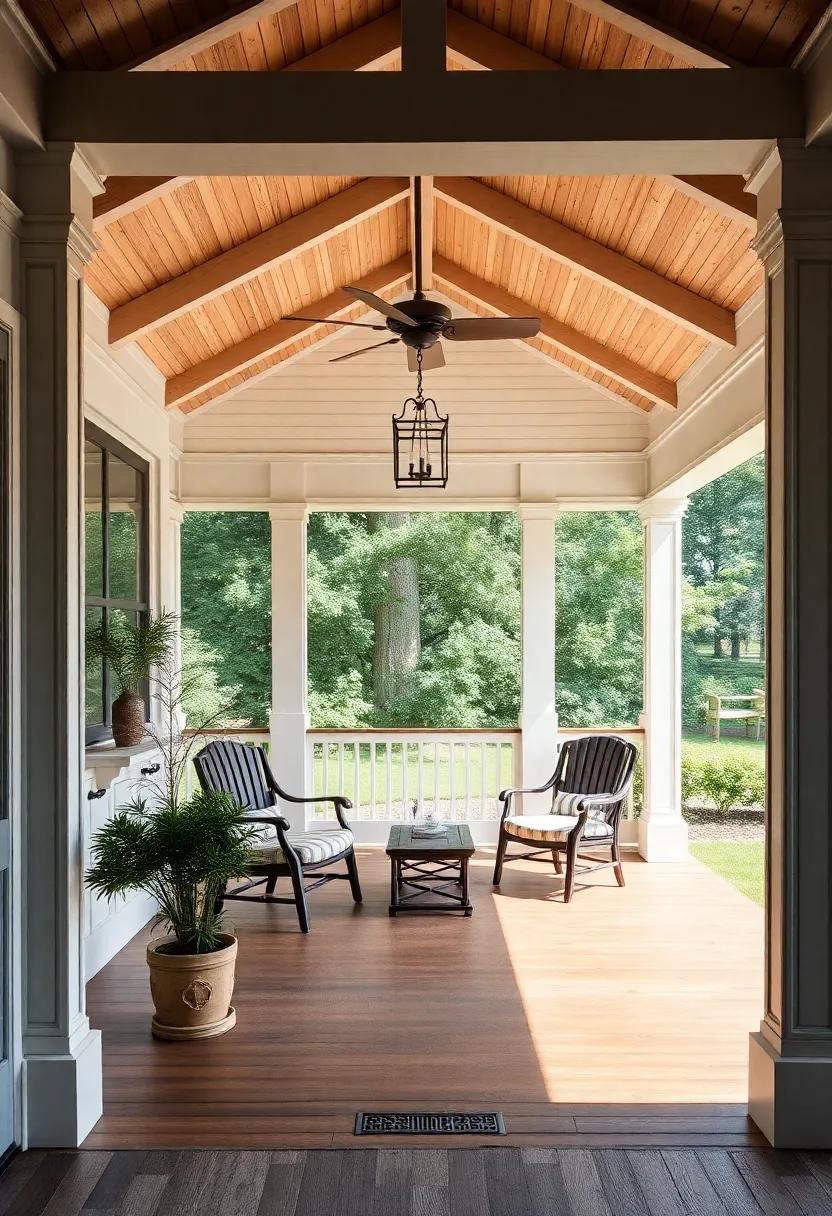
[385,742,393,820]
[479,742,487,821]
[464,743,471,820]
[353,740,361,820]
[369,740,377,820]
[448,741,456,821]
[337,743,345,806]
[401,740,409,821]
[417,740,424,812]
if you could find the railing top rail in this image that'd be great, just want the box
[184,727,268,737]
[307,727,521,736]
[558,725,644,736]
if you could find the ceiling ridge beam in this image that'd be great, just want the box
[410,175,434,293]
[445,10,755,227]
[433,255,676,409]
[562,0,740,67]
[109,176,409,346]
[126,0,299,71]
[169,255,412,409]
[435,176,736,347]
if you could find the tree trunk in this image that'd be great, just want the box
[713,628,723,658]
[368,513,421,710]
[731,629,741,660]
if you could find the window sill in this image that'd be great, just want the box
[85,737,161,793]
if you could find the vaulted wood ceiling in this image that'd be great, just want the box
[19,0,802,417]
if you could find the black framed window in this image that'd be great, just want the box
[84,423,150,744]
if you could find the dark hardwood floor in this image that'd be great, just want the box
[4,1146,832,1216]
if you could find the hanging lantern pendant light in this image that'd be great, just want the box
[392,348,449,489]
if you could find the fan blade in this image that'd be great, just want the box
[329,338,400,364]
[285,315,388,331]
[406,343,445,372]
[443,316,540,341]
[344,287,417,328]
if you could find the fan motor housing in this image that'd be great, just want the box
[387,295,452,349]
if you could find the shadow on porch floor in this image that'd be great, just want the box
[84,848,763,1149]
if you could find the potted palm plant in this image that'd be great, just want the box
[86,654,258,1039]
[86,611,177,746]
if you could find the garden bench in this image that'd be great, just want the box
[705,692,765,743]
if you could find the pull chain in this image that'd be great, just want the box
[416,347,424,400]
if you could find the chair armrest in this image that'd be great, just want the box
[243,813,292,832]
[498,777,557,820]
[271,789,353,830]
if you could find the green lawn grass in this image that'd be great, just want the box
[682,728,765,763]
[689,841,764,905]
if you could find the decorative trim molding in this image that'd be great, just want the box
[0,0,55,72]
[0,189,22,240]
[177,449,647,466]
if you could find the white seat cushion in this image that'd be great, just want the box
[505,814,613,843]
[251,827,354,865]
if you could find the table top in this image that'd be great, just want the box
[386,824,475,856]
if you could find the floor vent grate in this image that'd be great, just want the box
[354,1112,506,1136]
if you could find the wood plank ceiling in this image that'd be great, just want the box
[20,0,812,419]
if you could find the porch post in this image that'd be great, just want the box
[747,141,832,1148]
[169,502,185,729]
[637,498,688,861]
[519,505,558,800]
[16,145,103,1145]
[269,505,310,830]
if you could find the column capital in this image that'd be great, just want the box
[269,504,309,523]
[517,503,560,522]
[638,496,688,523]
[169,499,186,524]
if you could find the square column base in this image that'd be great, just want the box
[637,812,688,861]
[25,1027,102,1146]
[750,1030,832,1148]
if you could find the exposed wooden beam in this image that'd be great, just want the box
[435,176,735,347]
[127,0,299,71]
[284,10,400,72]
[434,256,676,409]
[446,10,561,71]
[46,69,803,178]
[92,176,192,230]
[445,12,753,226]
[665,174,757,229]
[168,256,412,409]
[563,0,739,67]
[410,176,434,293]
[401,0,446,75]
[110,176,409,346]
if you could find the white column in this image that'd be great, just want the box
[746,141,832,1148]
[269,505,310,830]
[519,505,558,802]
[16,144,103,1145]
[169,502,185,730]
[638,498,688,861]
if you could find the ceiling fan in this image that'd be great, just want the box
[285,178,541,372]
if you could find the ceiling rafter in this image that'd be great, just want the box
[109,176,410,346]
[433,256,676,410]
[435,176,736,347]
[444,10,756,229]
[169,255,412,410]
[563,0,741,68]
[125,0,299,71]
[410,176,434,293]
[93,176,192,230]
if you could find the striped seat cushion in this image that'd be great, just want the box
[505,814,613,843]
[251,828,354,865]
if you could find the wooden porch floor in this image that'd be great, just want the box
[84,849,764,1150]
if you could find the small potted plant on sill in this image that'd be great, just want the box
[86,611,177,747]
[86,654,258,1040]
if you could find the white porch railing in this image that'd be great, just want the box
[184,725,643,843]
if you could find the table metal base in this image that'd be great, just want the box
[389,856,473,916]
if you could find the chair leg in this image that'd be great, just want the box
[346,849,363,903]
[611,837,625,887]
[564,833,580,903]
[552,847,562,875]
[265,872,278,896]
[493,830,508,885]
[288,861,310,933]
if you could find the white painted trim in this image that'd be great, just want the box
[0,0,56,73]
[0,295,23,1149]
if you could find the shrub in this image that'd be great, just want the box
[682,748,765,813]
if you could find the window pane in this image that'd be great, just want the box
[85,606,104,726]
[84,440,104,598]
[108,455,142,601]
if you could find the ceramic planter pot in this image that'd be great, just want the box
[147,933,237,1040]
[111,690,146,747]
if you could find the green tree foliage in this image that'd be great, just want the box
[555,512,644,726]
[180,512,271,724]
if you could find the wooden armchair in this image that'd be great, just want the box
[493,734,638,903]
[194,738,362,933]
[705,693,765,742]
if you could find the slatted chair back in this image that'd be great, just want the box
[553,735,638,822]
[194,739,275,811]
